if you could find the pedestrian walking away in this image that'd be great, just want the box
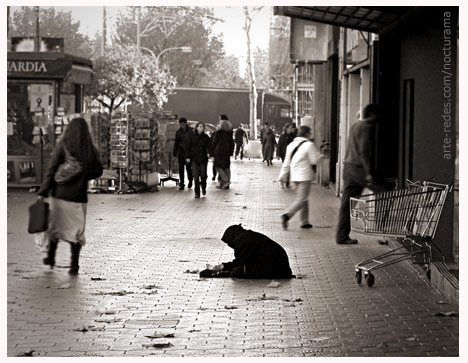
[277,123,294,163]
[260,123,270,162]
[211,114,234,189]
[234,123,248,160]
[37,117,103,275]
[200,224,294,279]
[186,122,211,198]
[335,103,386,245]
[173,117,193,190]
[210,123,220,181]
[280,125,322,230]
[277,123,295,187]
[263,127,277,166]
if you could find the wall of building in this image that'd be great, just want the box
[396,8,457,261]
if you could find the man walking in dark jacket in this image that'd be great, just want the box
[173,117,193,190]
[336,103,383,245]
[234,124,248,160]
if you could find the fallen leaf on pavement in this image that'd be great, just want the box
[434,311,458,317]
[74,325,105,332]
[91,290,134,296]
[436,300,449,304]
[94,318,122,323]
[224,305,238,310]
[310,336,331,342]
[98,310,117,315]
[185,269,200,274]
[406,336,418,341]
[143,342,173,348]
[91,277,106,281]
[267,280,281,288]
[145,333,175,339]
[58,283,71,289]
[377,342,389,348]
[142,290,158,295]
[188,329,201,333]
[142,285,161,289]
[17,350,35,357]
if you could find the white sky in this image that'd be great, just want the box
[9,5,271,74]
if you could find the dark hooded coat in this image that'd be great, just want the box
[211,129,234,169]
[220,225,294,279]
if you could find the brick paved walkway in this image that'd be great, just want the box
[7,159,459,357]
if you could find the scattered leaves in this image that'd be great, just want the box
[58,283,71,289]
[185,269,200,274]
[406,336,418,342]
[91,277,106,281]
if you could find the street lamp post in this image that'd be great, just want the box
[156,46,192,62]
[140,46,192,62]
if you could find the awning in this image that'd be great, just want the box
[264,93,291,106]
[274,6,416,34]
[68,64,93,85]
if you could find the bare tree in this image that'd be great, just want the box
[243,6,263,140]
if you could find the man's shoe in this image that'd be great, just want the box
[188,181,193,189]
[212,176,216,181]
[179,186,185,190]
[281,214,289,229]
[195,194,200,198]
[202,188,206,196]
[215,185,223,189]
[337,239,358,245]
[301,224,313,229]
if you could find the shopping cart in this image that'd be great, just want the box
[350,181,451,287]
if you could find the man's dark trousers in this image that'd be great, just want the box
[177,153,193,188]
[335,166,368,243]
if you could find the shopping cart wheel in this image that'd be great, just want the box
[366,273,375,287]
[355,269,362,284]
[426,268,431,280]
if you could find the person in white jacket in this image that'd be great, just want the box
[280,125,322,229]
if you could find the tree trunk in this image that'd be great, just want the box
[244,7,258,141]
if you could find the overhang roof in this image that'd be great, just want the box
[274,6,416,34]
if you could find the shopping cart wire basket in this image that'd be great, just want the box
[350,181,451,287]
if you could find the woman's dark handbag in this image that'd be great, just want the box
[54,147,83,184]
[28,200,50,234]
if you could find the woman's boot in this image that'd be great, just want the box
[43,239,58,268]
[69,243,81,275]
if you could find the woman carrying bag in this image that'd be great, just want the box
[37,117,103,275]
[279,125,321,230]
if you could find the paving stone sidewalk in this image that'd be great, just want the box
[7,159,459,357]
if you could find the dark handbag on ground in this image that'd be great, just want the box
[54,147,83,184]
[28,200,49,234]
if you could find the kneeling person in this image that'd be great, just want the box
[202,224,294,279]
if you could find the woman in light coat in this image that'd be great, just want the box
[280,125,321,229]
